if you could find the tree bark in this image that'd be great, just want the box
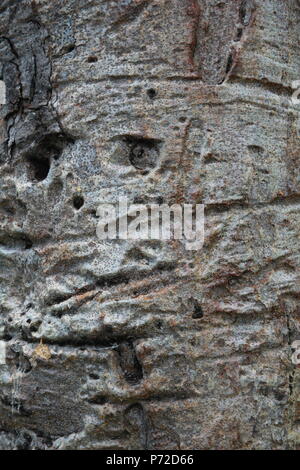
[0,0,299,450]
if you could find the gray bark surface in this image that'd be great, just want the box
[0,0,299,449]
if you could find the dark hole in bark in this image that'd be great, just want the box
[89,373,99,380]
[89,395,107,405]
[147,88,156,99]
[87,56,98,63]
[73,195,84,210]
[22,236,33,250]
[25,133,74,182]
[235,28,243,41]
[66,44,75,53]
[225,53,233,74]
[117,340,143,385]
[192,300,204,319]
[124,136,160,171]
[27,155,50,181]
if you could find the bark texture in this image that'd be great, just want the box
[0,0,299,450]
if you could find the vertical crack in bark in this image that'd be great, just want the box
[1,2,74,165]
[117,340,144,385]
[190,0,255,84]
[1,35,23,158]
[187,0,201,75]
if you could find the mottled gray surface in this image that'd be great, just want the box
[0,0,299,450]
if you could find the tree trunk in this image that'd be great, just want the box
[0,0,299,450]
